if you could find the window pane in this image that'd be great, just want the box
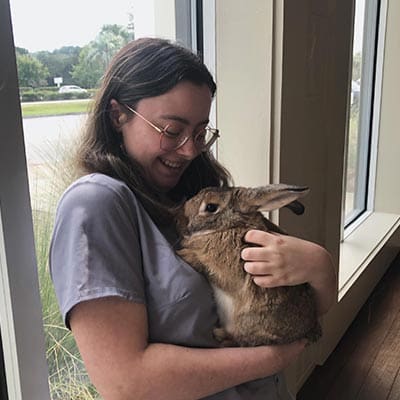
[343,0,380,227]
[8,0,186,398]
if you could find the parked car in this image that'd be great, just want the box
[58,85,87,94]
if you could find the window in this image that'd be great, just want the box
[2,1,199,398]
[343,0,381,229]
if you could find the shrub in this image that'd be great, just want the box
[20,88,93,102]
[29,135,99,400]
[20,90,43,102]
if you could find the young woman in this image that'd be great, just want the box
[50,37,336,400]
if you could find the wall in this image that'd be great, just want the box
[215,0,273,187]
[374,0,400,214]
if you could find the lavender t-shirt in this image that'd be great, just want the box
[49,173,292,400]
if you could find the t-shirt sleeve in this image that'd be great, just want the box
[49,179,145,328]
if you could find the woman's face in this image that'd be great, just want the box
[118,81,213,192]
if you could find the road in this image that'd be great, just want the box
[22,114,88,211]
[23,114,87,164]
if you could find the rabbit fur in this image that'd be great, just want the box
[175,184,322,347]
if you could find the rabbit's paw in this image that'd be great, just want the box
[213,327,237,347]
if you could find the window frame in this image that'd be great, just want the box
[339,0,392,296]
[175,0,201,51]
[0,1,51,398]
[343,0,382,231]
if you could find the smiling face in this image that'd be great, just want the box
[116,81,213,192]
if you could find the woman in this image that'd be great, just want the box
[50,37,336,400]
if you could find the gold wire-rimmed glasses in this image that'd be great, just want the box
[123,104,219,152]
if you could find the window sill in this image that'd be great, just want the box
[338,211,400,300]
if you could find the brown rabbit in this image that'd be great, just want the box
[175,184,322,347]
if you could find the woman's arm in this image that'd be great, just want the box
[70,297,306,400]
[241,230,337,315]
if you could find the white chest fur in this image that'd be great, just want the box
[211,285,235,330]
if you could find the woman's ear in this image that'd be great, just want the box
[110,99,127,130]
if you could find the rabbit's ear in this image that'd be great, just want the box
[237,184,309,213]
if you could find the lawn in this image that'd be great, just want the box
[21,99,93,118]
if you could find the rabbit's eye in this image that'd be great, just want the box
[205,203,219,213]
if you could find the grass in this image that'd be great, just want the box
[29,136,100,399]
[22,99,93,118]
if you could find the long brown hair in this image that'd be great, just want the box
[76,38,232,222]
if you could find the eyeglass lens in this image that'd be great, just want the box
[160,127,217,151]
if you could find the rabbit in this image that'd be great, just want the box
[174,184,322,347]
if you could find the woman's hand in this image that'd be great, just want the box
[241,230,337,315]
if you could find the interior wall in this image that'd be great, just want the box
[374,0,400,214]
[215,0,273,187]
[154,0,176,40]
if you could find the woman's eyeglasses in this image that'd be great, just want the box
[123,104,219,152]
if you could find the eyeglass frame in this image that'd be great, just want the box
[122,104,219,152]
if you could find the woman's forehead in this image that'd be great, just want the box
[136,82,213,121]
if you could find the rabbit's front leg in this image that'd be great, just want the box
[210,286,238,346]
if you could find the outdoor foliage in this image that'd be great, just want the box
[16,52,49,88]
[16,23,134,91]
[71,24,133,88]
[29,135,100,400]
[352,52,362,82]
[20,88,94,103]
[70,46,105,89]
[35,46,81,87]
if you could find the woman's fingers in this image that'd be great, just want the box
[243,229,281,246]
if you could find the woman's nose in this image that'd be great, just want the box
[176,136,199,158]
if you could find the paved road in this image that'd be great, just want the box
[23,114,87,164]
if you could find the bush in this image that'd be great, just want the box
[29,137,99,400]
[19,86,34,93]
[20,90,43,102]
[20,87,93,102]
[37,86,59,92]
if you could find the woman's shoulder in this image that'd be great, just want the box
[63,173,134,200]
[57,173,139,216]
[66,172,130,194]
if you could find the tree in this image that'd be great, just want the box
[35,46,81,86]
[15,46,29,56]
[70,46,104,88]
[16,53,49,88]
[352,52,362,82]
[72,24,133,88]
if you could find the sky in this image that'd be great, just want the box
[9,0,155,52]
[353,0,365,54]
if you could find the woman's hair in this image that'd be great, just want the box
[75,37,231,222]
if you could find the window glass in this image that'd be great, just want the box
[8,0,190,398]
[343,0,380,228]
